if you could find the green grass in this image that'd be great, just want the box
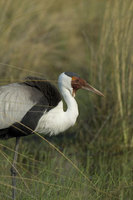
[0,138,133,200]
[0,0,133,199]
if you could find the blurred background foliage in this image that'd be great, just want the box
[0,0,133,199]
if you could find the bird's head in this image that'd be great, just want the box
[58,72,104,97]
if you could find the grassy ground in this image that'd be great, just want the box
[0,0,133,199]
[0,138,133,200]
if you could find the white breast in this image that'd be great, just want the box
[35,101,78,136]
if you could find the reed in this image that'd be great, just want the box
[97,0,133,146]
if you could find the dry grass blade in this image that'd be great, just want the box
[0,100,55,109]
[0,175,79,192]
[0,63,44,76]
[0,181,37,199]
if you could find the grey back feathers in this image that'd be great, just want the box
[0,76,61,139]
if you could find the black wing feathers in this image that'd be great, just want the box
[23,76,61,108]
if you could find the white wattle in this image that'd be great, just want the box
[35,87,79,136]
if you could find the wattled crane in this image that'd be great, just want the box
[0,72,103,199]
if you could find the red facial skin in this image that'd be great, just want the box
[71,77,86,96]
[71,76,104,97]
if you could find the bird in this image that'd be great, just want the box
[0,72,103,199]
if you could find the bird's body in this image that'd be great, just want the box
[0,73,81,138]
[0,76,63,138]
[0,72,103,200]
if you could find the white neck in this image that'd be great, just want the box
[59,86,79,126]
[57,72,79,130]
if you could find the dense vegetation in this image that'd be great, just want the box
[0,0,133,199]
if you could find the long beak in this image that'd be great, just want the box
[82,83,104,97]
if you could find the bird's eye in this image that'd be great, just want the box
[75,79,79,83]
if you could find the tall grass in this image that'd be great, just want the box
[0,0,92,79]
[97,0,133,146]
[0,0,133,199]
